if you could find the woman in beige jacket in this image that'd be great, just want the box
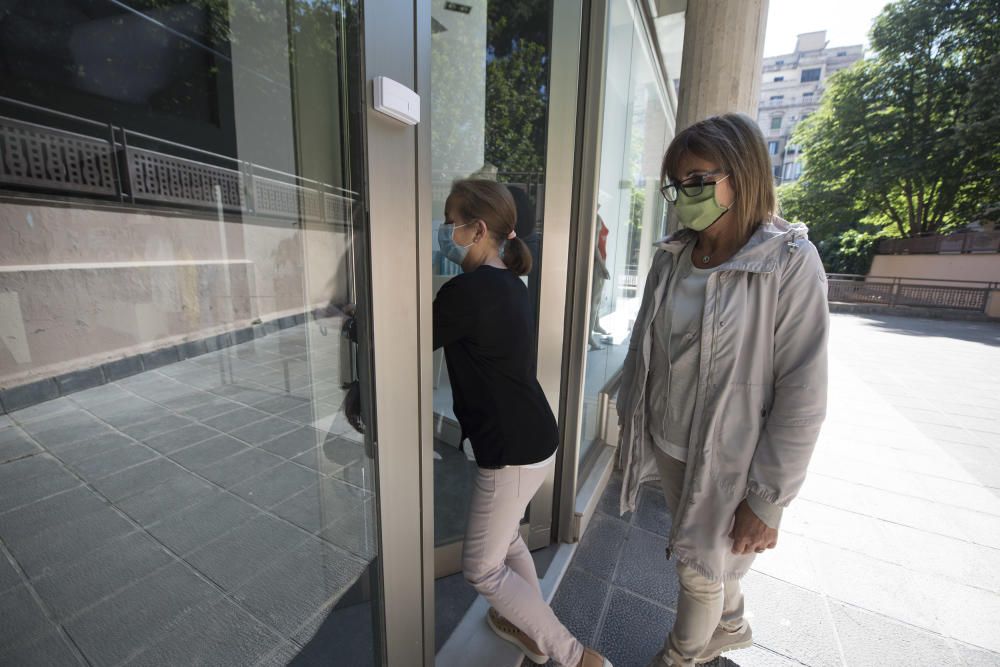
[615,113,829,667]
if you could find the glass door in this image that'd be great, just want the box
[0,0,385,664]
[429,0,556,574]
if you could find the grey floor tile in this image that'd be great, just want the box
[202,406,271,433]
[118,413,194,441]
[69,383,134,407]
[595,587,674,667]
[231,461,319,509]
[185,514,311,591]
[25,417,115,449]
[715,645,800,666]
[635,483,671,536]
[0,585,55,653]
[89,458,190,503]
[270,477,369,534]
[232,537,368,636]
[829,601,960,666]
[146,492,260,556]
[160,390,220,412]
[64,561,220,666]
[198,448,285,488]
[143,423,220,454]
[0,485,107,545]
[0,426,41,463]
[574,514,631,581]
[741,571,841,667]
[954,641,1000,666]
[117,473,222,526]
[70,443,159,480]
[613,526,679,609]
[260,426,325,460]
[32,531,174,620]
[8,397,78,424]
[52,432,136,466]
[319,434,367,468]
[229,416,301,447]
[0,451,65,487]
[7,506,135,578]
[252,394,312,415]
[332,459,376,492]
[129,596,282,667]
[178,397,244,422]
[551,567,611,648]
[96,402,174,430]
[169,434,250,471]
[0,462,80,515]
[0,553,23,595]
[597,473,632,522]
[292,596,377,667]
[318,498,377,560]
[0,630,81,667]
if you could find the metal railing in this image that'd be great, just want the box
[878,231,1000,255]
[0,96,357,227]
[827,274,998,312]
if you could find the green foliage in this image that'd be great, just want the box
[816,229,892,275]
[791,0,1000,244]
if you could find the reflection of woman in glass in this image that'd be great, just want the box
[434,180,611,667]
[589,204,611,350]
[615,114,829,667]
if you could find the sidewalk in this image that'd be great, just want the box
[543,313,1000,666]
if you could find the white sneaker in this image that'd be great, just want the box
[696,622,753,662]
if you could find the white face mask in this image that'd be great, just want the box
[438,222,474,265]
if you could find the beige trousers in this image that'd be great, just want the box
[463,462,584,667]
[651,447,746,666]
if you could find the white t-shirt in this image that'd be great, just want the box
[648,248,718,461]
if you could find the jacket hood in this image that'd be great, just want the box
[654,216,810,274]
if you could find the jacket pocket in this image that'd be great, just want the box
[711,383,765,493]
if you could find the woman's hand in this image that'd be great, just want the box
[729,499,778,555]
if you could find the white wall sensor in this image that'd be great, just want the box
[373,76,420,125]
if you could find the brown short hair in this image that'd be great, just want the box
[446,179,532,275]
[661,113,776,239]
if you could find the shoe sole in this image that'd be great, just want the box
[486,613,549,665]
[697,636,754,663]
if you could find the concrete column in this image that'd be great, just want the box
[675,0,769,131]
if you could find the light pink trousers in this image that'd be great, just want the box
[463,462,584,667]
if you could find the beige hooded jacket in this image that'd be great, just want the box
[616,217,829,581]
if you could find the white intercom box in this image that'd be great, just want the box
[373,76,420,125]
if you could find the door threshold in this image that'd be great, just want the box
[434,541,578,667]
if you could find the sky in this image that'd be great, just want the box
[763,0,895,57]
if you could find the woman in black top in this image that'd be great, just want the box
[434,180,610,667]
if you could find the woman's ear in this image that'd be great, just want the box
[475,219,489,242]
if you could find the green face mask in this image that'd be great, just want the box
[674,178,731,231]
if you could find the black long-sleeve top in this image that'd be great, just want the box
[433,265,559,467]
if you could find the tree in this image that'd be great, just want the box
[790,0,1000,240]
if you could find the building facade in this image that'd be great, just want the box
[756,30,863,183]
[0,0,767,664]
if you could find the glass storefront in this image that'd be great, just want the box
[429,0,554,555]
[579,0,673,473]
[0,0,382,663]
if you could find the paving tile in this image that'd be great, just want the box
[90,457,191,503]
[201,406,271,433]
[741,571,842,667]
[64,561,219,666]
[117,473,222,526]
[292,595,377,667]
[954,641,1000,666]
[178,396,244,421]
[143,423,220,454]
[169,434,250,471]
[597,473,632,522]
[69,383,134,407]
[829,601,960,666]
[271,477,369,534]
[95,402,174,430]
[146,493,260,556]
[0,485,107,544]
[25,416,115,449]
[613,525,680,609]
[260,426,325,460]
[185,514,311,591]
[7,397,77,424]
[550,567,611,648]
[232,537,368,636]
[332,459,376,492]
[318,497,378,560]
[569,514,630,582]
[252,394,312,415]
[229,416,301,446]
[198,448,285,488]
[32,531,174,620]
[0,630,81,667]
[0,585,55,652]
[0,460,79,515]
[320,433,367,467]
[7,506,135,578]
[0,450,64,486]
[0,553,22,595]
[715,645,800,666]
[634,483,671,536]
[130,595,282,666]
[52,431,136,466]
[231,461,319,509]
[70,443,159,480]
[118,413,194,441]
[594,587,674,667]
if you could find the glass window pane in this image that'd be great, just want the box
[0,1,382,663]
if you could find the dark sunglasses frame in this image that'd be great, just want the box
[660,170,728,203]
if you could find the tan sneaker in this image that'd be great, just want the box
[579,647,613,667]
[486,607,548,665]
[695,622,753,662]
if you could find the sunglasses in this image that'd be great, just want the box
[660,171,729,203]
